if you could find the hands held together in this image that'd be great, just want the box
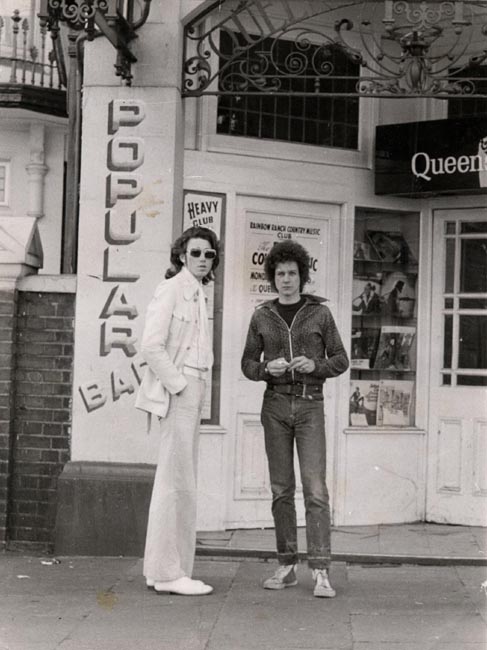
[266,356,315,377]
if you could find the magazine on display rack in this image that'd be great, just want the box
[380,271,417,319]
[373,326,416,371]
[353,240,377,261]
[349,380,380,426]
[351,328,381,369]
[376,379,415,426]
[366,230,415,265]
[351,274,382,316]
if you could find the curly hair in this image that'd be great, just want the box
[165,226,220,285]
[264,240,311,292]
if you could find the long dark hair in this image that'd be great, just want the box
[264,240,310,292]
[165,226,220,285]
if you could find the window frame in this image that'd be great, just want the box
[0,161,10,207]
[186,18,377,170]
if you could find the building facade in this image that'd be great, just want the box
[1,0,486,554]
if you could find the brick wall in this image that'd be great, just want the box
[0,289,17,545]
[8,291,75,551]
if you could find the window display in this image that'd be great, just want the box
[349,210,420,428]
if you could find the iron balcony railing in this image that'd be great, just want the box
[0,8,65,90]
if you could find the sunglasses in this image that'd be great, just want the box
[188,248,217,260]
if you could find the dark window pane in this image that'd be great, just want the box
[461,222,487,234]
[448,66,487,118]
[460,298,487,309]
[306,97,319,119]
[460,240,487,293]
[445,238,455,293]
[289,118,304,142]
[275,116,289,141]
[217,31,359,149]
[457,375,487,386]
[261,114,275,139]
[261,95,276,114]
[332,123,346,147]
[345,126,359,149]
[442,374,452,385]
[443,315,453,369]
[276,96,290,115]
[444,298,454,309]
[304,120,318,144]
[319,101,332,121]
[290,97,304,117]
[445,222,456,235]
[458,316,487,369]
[318,121,332,146]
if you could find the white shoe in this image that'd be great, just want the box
[262,564,298,590]
[153,576,213,596]
[312,569,336,598]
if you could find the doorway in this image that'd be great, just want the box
[224,195,341,529]
[427,208,487,525]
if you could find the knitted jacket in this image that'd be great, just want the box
[241,294,349,386]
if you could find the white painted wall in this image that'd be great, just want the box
[0,112,66,274]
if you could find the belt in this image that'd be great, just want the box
[267,383,323,400]
[183,365,209,379]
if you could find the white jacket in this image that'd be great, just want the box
[135,268,199,418]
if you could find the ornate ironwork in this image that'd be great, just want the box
[183,0,487,98]
[0,9,64,88]
[38,0,152,85]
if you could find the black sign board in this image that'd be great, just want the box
[375,117,487,197]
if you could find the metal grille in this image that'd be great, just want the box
[448,66,487,119]
[216,31,359,149]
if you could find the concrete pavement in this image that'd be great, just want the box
[1,553,486,650]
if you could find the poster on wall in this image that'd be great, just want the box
[245,211,326,313]
[183,190,225,421]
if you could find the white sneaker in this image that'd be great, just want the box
[262,564,298,590]
[312,569,336,598]
[153,576,213,596]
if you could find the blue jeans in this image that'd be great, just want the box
[261,389,331,569]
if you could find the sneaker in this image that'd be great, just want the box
[263,564,298,590]
[312,569,336,598]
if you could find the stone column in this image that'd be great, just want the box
[56,0,186,554]
[25,123,48,220]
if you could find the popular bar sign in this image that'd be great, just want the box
[375,116,487,197]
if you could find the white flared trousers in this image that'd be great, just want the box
[143,375,206,582]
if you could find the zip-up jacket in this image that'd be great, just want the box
[241,294,349,386]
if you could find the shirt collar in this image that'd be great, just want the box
[180,265,202,300]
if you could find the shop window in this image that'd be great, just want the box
[216,31,359,149]
[441,220,487,387]
[349,210,420,428]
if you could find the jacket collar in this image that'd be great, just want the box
[258,293,327,312]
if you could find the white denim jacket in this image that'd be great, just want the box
[135,267,199,418]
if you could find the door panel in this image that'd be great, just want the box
[225,196,340,528]
[427,209,487,525]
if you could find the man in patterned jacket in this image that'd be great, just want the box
[241,240,349,598]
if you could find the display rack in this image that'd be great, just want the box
[349,210,420,428]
